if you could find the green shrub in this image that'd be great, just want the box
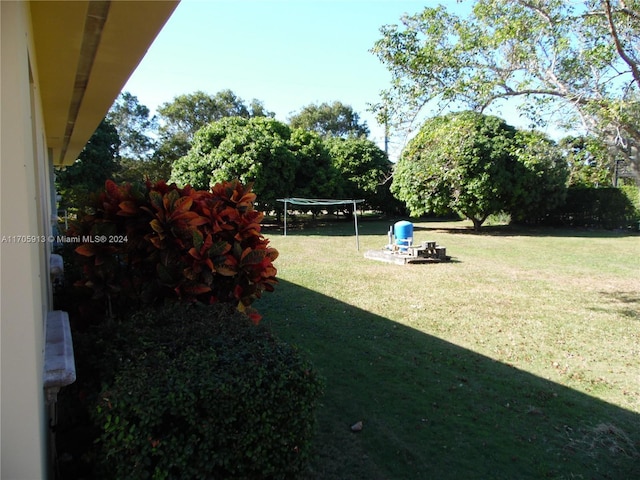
[90,302,323,480]
[620,183,640,225]
[543,187,639,229]
[69,179,277,322]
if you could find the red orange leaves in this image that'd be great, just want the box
[73,179,277,323]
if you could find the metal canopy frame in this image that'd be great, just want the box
[277,198,365,250]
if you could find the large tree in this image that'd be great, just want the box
[391,111,567,230]
[371,0,640,178]
[107,92,172,183]
[325,136,394,212]
[288,129,343,200]
[170,117,297,213]
[289,101,370,138]
[158,90,274,142]
[156,90,275,162]
[55,119,121,209]
[107,92,157,160]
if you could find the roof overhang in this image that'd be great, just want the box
[29,0,179,166]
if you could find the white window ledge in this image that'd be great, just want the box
[44,310,76,404]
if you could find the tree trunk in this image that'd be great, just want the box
[468,214,489,231]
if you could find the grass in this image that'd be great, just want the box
[257,216,640,480]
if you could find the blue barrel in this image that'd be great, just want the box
[394,221,413,250]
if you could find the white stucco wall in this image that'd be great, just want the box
[1,2,50,478]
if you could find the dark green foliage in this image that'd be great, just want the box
[157,89,273,142]
[509,130,569,223]
[171,117,298,213]
[392,111,571,229]
[543,187,639,229]
[325,137,395,212]
[116,157,173,185]
[152,132,192,171]
[106,92,174,183]
[289,129,343,200]
[153,90,275,166]
[90,303,323,480]
[172,115,403,218]
[107,92,157,160]
[392,111,520,230]
[56,119,121,209]
[620,182,640,216]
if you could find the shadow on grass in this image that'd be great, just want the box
[259,280,640,480]
[595,291,640,321]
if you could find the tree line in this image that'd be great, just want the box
[57,0,639,229]
[56,87,629,228]
[56,92,394,214]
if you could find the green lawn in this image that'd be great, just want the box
[258,217,640,480]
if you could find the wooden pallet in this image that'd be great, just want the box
[364,241,450,265]
[404,241,448,260]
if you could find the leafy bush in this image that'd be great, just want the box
[620,183,640,221]
[70,179,277,322]
[91,302,324,480]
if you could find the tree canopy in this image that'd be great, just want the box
[56,119,121,209]
[371,0,640,178]
[289,101,370,138]
[559,135,613,187]
[107,92,157,160]
[170,118,396,216]
[155,90,275,163]
[288,129,342,200]
[391,111,567,230]
[508,129,569,223]
[157,90,274,143]
[325,136,393,211]
[170,117,297,212]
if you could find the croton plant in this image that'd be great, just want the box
[70,179,278,323]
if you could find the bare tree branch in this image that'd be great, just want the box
[604,0,640,89]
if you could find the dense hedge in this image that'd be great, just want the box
[541,187,639,229]
[88,302,323,480]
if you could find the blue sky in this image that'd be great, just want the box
[122,0,496,158]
